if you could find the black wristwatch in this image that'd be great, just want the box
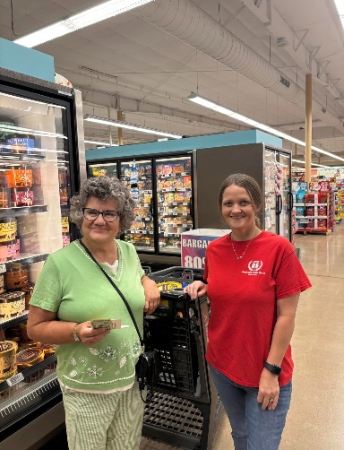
[264,361,282,376]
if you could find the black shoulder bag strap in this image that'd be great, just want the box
[78,240,144,349]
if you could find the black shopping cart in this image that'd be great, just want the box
[142,267,222,450]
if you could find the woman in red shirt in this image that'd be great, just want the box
[186,173,311,450]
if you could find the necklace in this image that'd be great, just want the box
[230,231,258,260]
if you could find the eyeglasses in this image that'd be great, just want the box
[82,208,120,222]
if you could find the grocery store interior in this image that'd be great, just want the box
[0,0,344,449]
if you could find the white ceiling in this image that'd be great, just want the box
[1,0,344,165]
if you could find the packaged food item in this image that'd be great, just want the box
[162,165,172,175]
[317,219,327,229]
[16,348,45,382]
[0,291,25,320]
[0,274,4,294]
[11,187,34,207]
[306,206,314,216]
[5,263,29,289]
[318,206,327,216]
[0,340,17,380]
[59,186,68,205]
[0,218,17,243]
[6,135,35,154]
[0,186,9,208]
[61,216,69,233]
[0,243,7,262]
[6,165,33,188]
[172,164,183,173]
[39,343,57,370]
[6,239,16,261]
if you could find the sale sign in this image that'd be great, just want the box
[181,229,230,268]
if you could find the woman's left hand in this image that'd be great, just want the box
[257,369,280,411]
[141,276,160,314]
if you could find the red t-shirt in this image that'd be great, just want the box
[204,231,311,387]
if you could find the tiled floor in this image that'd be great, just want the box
[140,223,344,450]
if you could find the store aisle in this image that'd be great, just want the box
[140,224,344,450]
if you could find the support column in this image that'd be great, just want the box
[107,107,112,146]
[305,73,312,182]
[117,110,123,146]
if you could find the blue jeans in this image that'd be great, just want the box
[210,365,292,450]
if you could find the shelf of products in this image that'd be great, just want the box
[293,181,335,234]
[156,157,193,254]
[0,85,76,443]
[121,160,155,252]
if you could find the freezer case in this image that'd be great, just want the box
[155,156,194,254]
[86,143,293,264]
[0,69,85,448]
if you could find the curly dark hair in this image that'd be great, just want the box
[70,176,135,231]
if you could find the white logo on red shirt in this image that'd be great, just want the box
[242,260,265,276]
[248,260,263,271]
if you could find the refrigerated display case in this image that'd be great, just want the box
[156,156,193,254]
[0,68,85,449]
[86,140,293,264]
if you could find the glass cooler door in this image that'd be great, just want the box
[277,151,292,241]
[88,162,118,178]
[155,156,193,254]
[0,89,72,434]
[119,159,155,252]
[264,149,278,234]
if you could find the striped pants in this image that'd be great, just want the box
[60,383,145,450]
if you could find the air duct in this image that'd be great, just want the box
[133,0,344,131]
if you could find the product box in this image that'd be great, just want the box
[181,229,230,269]
[292,182,308,203]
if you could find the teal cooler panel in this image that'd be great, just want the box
[86,130,282,160]
[0,38,55,83]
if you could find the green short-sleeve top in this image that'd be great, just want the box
[29,240,145,392]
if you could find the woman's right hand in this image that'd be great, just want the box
[76,322,110,346]
[184,281,207,299]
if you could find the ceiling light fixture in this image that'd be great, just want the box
[188,93,344,163]
[84,139,117,147]
[292,159,329,168]
[334,0,344,28]
[14,0,154,48]
[84,115,183,139]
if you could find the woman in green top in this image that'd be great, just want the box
[28,176,160,450]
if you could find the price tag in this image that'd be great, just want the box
[142,231,147,234]
[144,203,149,207]
[7,372,24,387]
[0,264,6,274]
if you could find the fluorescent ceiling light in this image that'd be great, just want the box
[292,159,329,168]
[84,115,183,139]
[188,93,344,163]
[84,139,117,147]
[0,92,66,109]
[334,0,344,27]
[0,124,67,139]
[14,0,154,48]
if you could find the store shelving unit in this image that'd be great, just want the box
[295,189,335,235]
[0,68,84,449]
